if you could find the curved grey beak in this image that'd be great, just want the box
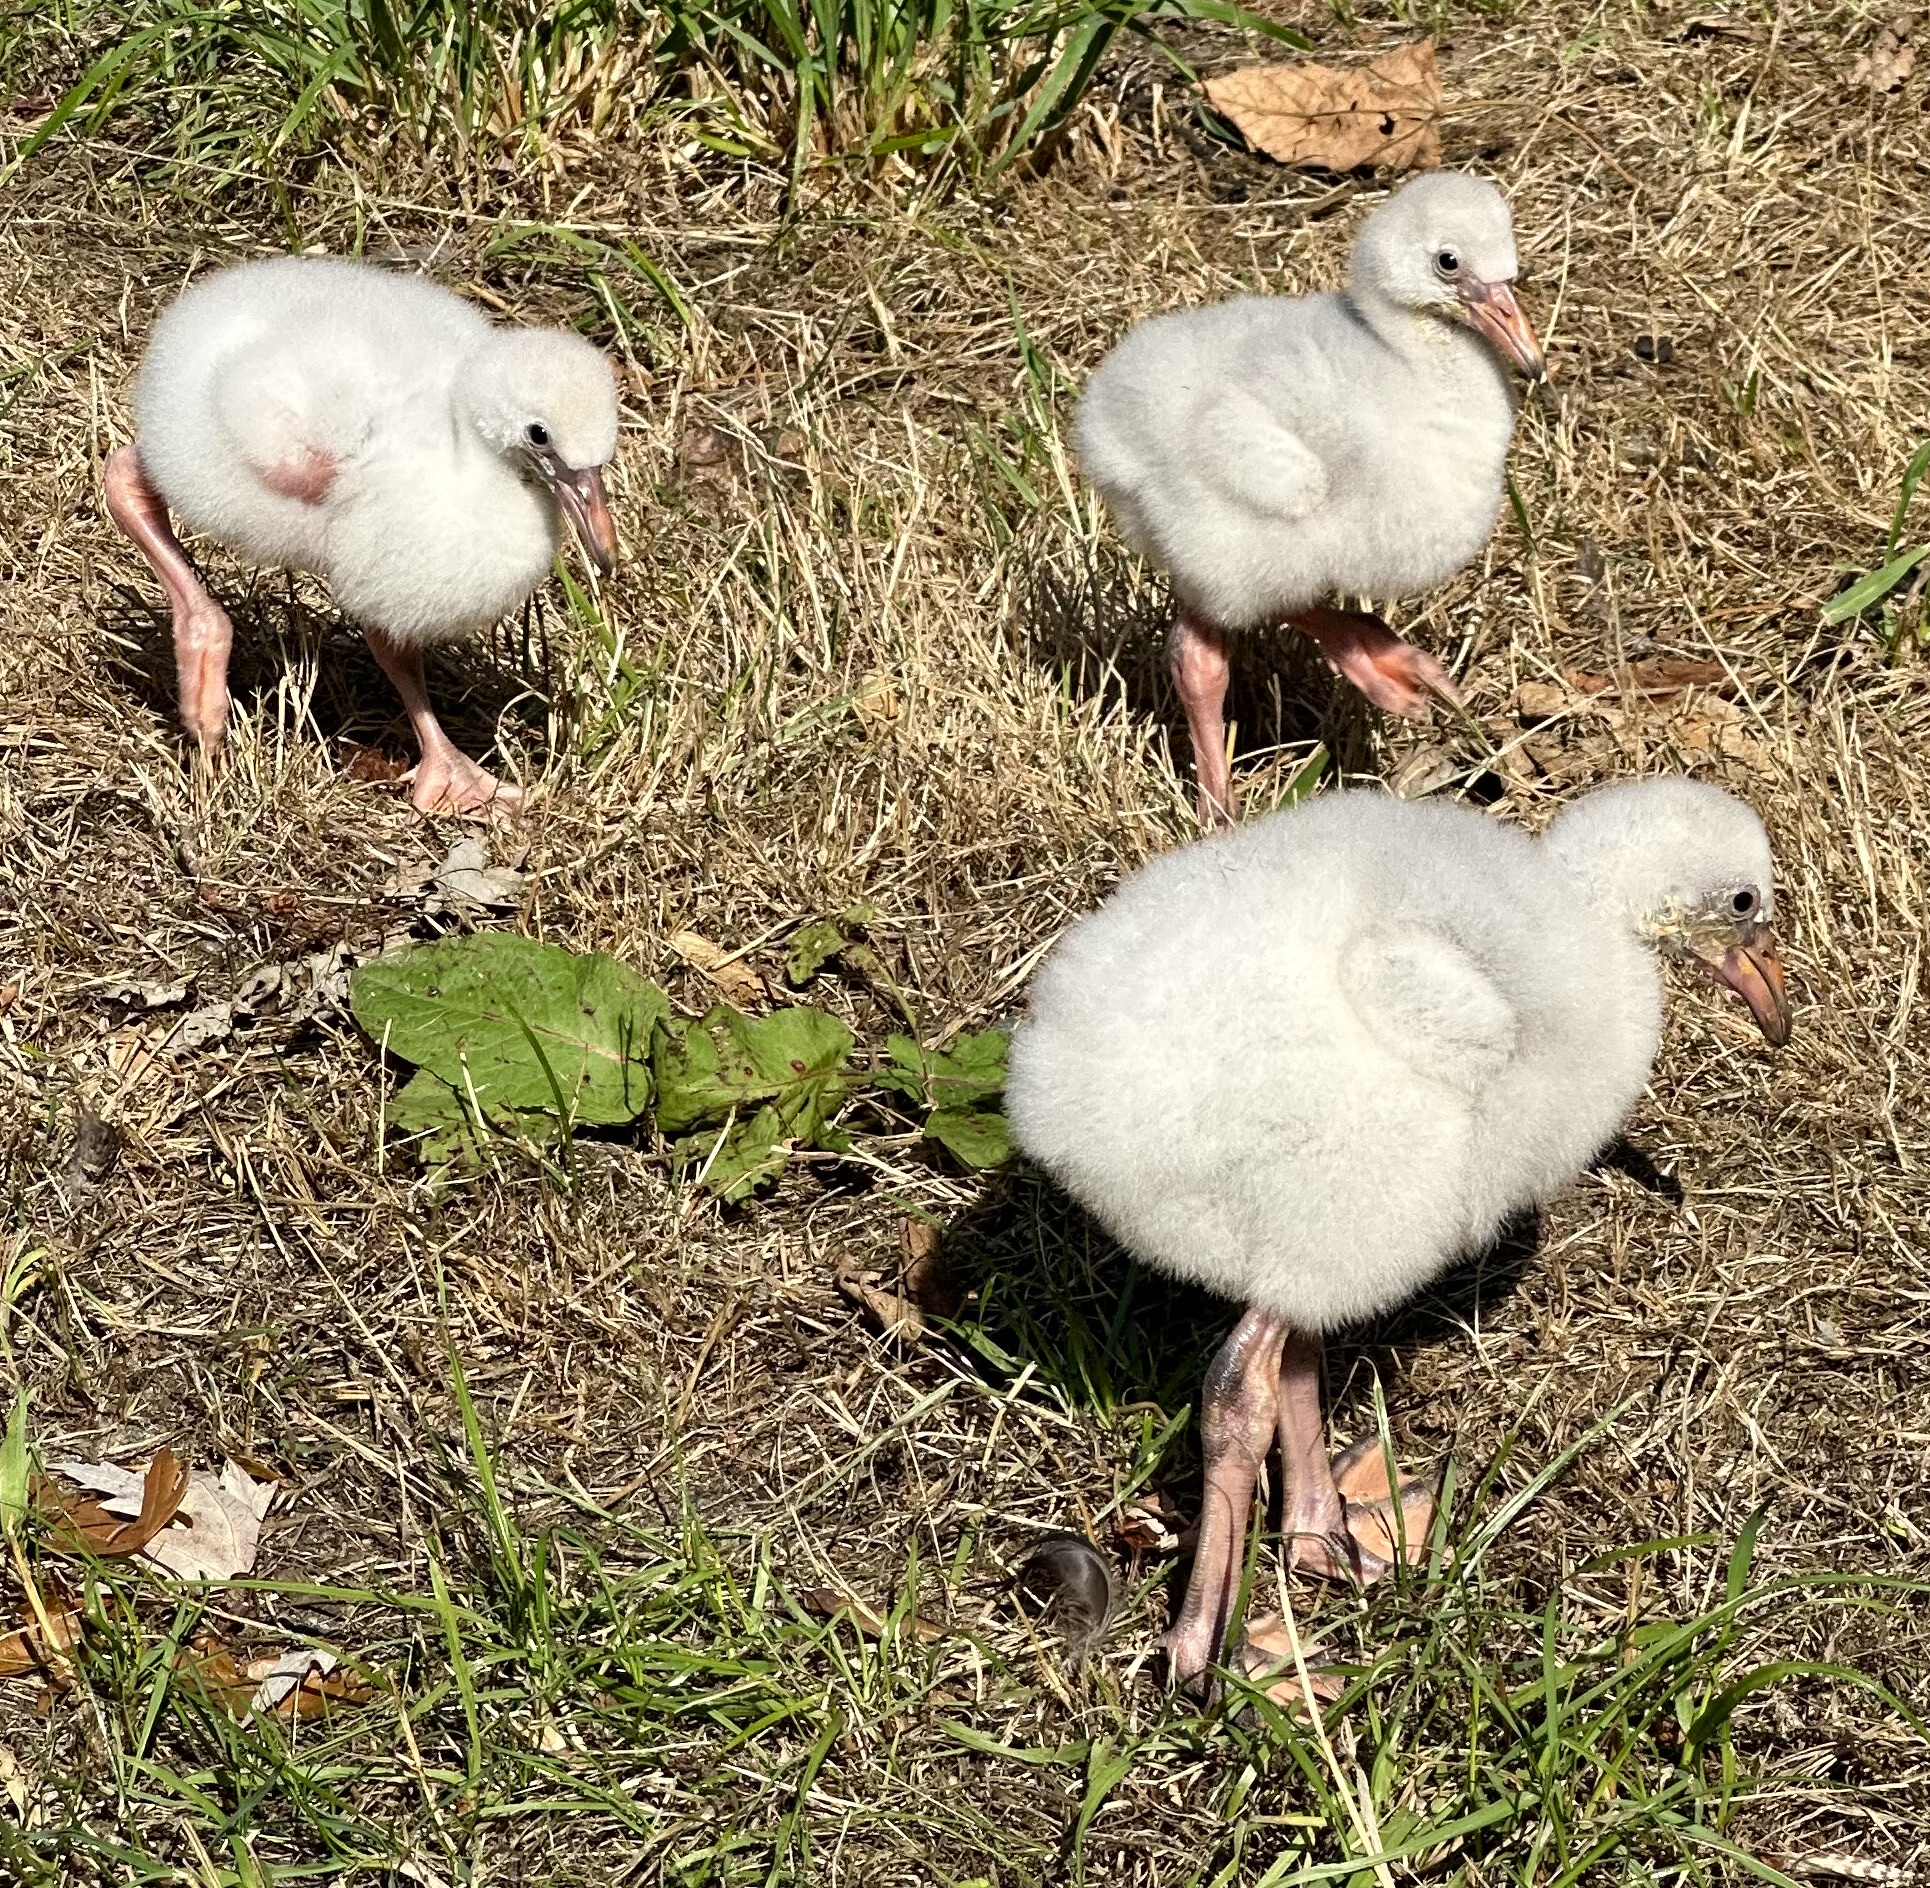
[1460,279,1546,379]
[533,452,618,575]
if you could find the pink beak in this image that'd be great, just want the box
[553,464,618,575]
[1705,924,1792,1047]
[1461,280,1546,378]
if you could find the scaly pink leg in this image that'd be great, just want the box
[1278,1332,1433,1582]
[102,446,234,750]
[1164,1307,1287,1689]
[1168,609,1236,830]
[362,628,523,820]
[1290,606,1462,721]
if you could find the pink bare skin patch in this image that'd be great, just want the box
[259,446,337,504]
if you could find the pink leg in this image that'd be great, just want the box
[1278,1333,1433,1582]
[1168,609,1236,830]
[1289,606,1463,721]
[362,629,523,820]
[1164,1306,1287,1689]
[102,446,234,750]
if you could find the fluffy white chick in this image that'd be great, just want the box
[1078,171,1544,826]
[105,255,620,816]
[1007,777,1790,1690]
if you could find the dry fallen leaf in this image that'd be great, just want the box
[99,977,189,1011]
[1205,41,1441,173]
[1115,1490,1185,1556]
[1517,659,1737,723]
[837,1268,926,1342]
[434,836,527,909]
[1677,13,1762,38]
[1566,658,1734,700]
[1388,743,1460,800]
[899,1217,962,1318]
[39,1449,187,1558]
[0,1744,35,1824]
[343,743,410,784]
[670,931,769,1006]
[0,1603,82,1678]
[179,1638,374,1721]
[162,1000,238,1054]
[798,1584,944,1644]
[852,674,902,736]
[679,423,737,483]
[1239,1617,1347,1712]
[47,1456,274,1580]
[1517,669,1774,781]
[1850,22,1915,91]
[151,1462,275,1579]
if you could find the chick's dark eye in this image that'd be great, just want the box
[1731,889,1758,916]
[526,423,551,447]
[1435,249,1460,276]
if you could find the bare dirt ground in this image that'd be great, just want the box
[1,0,1928,1880]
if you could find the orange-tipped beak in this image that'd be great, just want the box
[554,464,618,575]
[1461,280,1546,379]
[1705,924,1791,1047]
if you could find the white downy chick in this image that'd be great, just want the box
[1007,777,1788,1689]
[106,255,620,816]
[1077,171,1544,825]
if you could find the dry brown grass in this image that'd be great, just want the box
[1,0,1928,1879]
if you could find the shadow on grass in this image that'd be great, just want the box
[97,578,552,771]
[936,1165,1548,1476]
[1014,543,1387,799]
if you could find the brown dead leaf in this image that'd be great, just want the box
[1520,673,1774,780]
[1115,1490,1185,1555]
[39,1449,187,1558]
[342,743,410,784]
[0,1604,81,1678]
[102,1026,164,1090]
[1850,23,1915,91]
[677,423,745,521]
[46,1456,273,1579]
[149,1462,274,1579]
[434,836,527,909]
[900,1217,962,1318]
[1205,41,1441,174]
[837,1268,926,1342]
[852,674,902,736]
[1239,1617,1347,1713]
[1564,658,1735,700]
[178,1638,373,1721]
[797,1584,944,1644]
[246,1649,375,1721]
[1388,743,1460,800]
[177,1639,260,1715]
[1517,659,1737,723]
[1676,14,1765,40]
[669,931,769,1007]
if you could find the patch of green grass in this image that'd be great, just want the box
[7,0,1305,190]
[6,1320,1923,1884]
[1824,440,1930,651]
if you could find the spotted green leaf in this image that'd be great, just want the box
[352,934,665,1125]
